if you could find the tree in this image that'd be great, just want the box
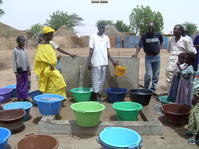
[47,10,83,31]
[27,24,43,37]
[114,20,130,32]
[96,20,113,26]
[182,22,198,36]
[129,5,164,35]
[0,0,4,17]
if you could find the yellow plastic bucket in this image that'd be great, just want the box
[115,66,127,77]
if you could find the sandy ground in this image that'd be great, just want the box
[0,47,198,149]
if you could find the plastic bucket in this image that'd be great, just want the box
[16,134,58,149]
[70,88,92,102]
[106,88,128,103]
[71,101,105,127]
[0,88,12,103]
[98,127,142,149]
[161,104,191,125]
[0,127,11,149]
[115,66,127,77]
[129,89,154,106]
[158,96,174,104]
[112,102,142,121]
[34,94,64,115]
[4,84,16,98]
[3,102,32,121]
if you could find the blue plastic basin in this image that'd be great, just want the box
[34,94,64,115]
[0,127,11,149]
[98,127,142,149]
[0,88,12,103]
[106,88,128,103]
[3,102,32,121]
[4,84,16,98]
[28,90,42,104]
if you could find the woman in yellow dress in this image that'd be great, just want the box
[34,26,66,98]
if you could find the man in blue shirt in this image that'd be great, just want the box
[134,23,163,92]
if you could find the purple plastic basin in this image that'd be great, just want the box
[0,88,12,104]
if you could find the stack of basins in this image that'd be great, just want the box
[0,109,25,133]
[3,102,32,121]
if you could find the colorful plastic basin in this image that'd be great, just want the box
[0,127,11,149]
[0,88,12,103]
[106,88,128,103]
[70,88,92,102]
[158,95,174,104]
[4,84,16,98]
[71,101,105,127]
[112,102,142,121]
[98,127,142,149]
[16,134,59,149]
[34,94,64,115]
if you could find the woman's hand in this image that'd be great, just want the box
[50,64,55,70]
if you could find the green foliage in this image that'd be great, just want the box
[96,20,113,26]
[46,10,83,31]
[129,5,164,35]
[0,0,4,17]
[182,22,198,36]
[27,24,43,37]
[114,20,130,32]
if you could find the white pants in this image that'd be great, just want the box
[166,70,174,92]
[91,65,107,93]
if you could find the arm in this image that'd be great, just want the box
[56,47,77,58]
[108,49,118,66]
[12,49,18,76]
[87,48,94,70]
[159,34,163,49]
[134,36,143,57]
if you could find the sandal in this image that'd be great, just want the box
[188,138,199,144]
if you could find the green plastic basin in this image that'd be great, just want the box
[71,101,105,127]
[158,96,174,104]
[112,102,142,121]
[70,88,92,102]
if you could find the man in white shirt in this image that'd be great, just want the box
[87,23,117,101]
[166,24,197,90]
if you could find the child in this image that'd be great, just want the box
[168,53,185,102]
[188,91,199,144]
[175,52,196,106]
[12,35,31,101]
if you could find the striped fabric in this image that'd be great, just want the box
[91,65,107,93]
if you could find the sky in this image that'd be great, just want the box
[0,0,199,36]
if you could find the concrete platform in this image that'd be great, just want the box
[38,97,163,136]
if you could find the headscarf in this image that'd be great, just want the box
[41,26,55,34]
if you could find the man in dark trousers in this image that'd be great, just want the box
[134,23,163,92]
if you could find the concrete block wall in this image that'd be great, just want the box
[60,56,139,96]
